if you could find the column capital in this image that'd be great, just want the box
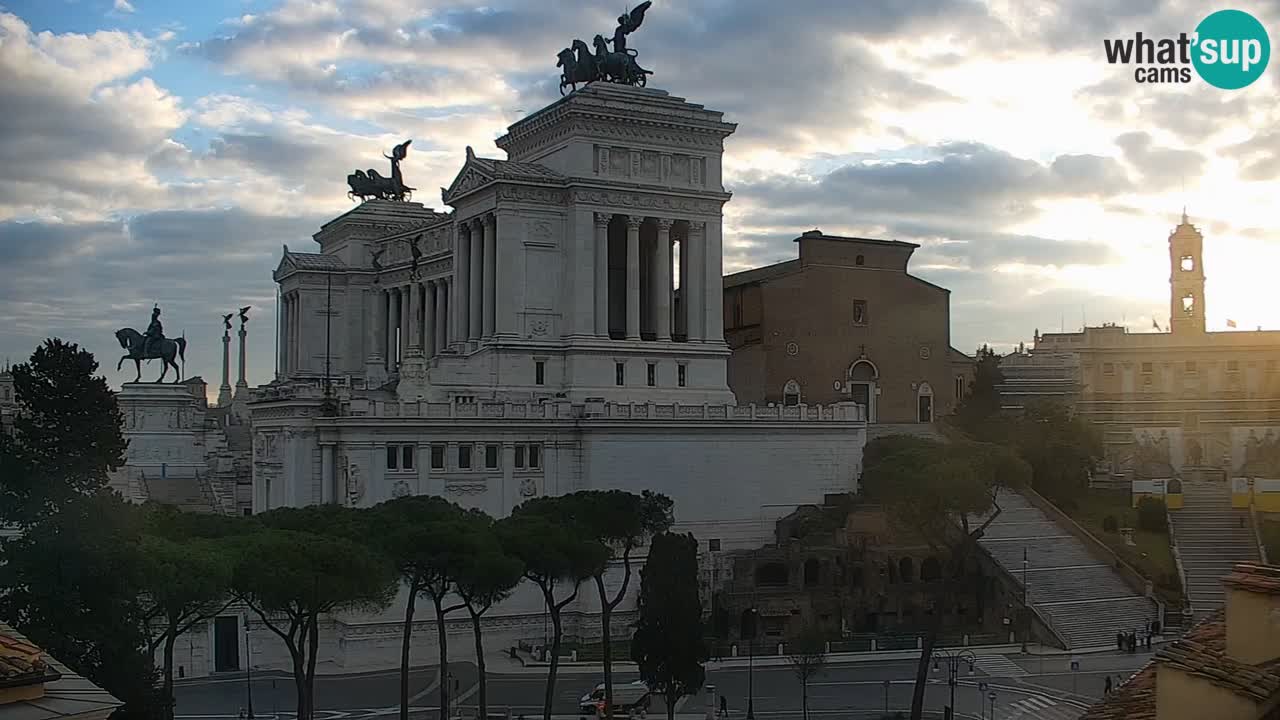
[655,218,674,232]
[469,215,484,231]
[456,223,468,239]
[688,220,707,238]
[483,212,496,229]
[594,212,612,228]
[625,215,644,230]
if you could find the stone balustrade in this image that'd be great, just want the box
[343,398,866,423]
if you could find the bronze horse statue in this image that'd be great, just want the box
[115,328,186,383]
[348,139,415,202]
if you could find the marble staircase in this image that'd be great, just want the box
[1168,481,1261,617]
[142,471,218,514]
[976,491,1158,649]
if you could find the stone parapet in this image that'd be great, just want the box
[345,398,865,423]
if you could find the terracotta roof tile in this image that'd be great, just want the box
[1079,660,1157,720]
[1225,563,1280,596]
[1081,607,1280,719]
[0,626,51,684]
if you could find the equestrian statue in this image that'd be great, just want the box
[558,2,653,95]
[348,139,415,202]
[116,305,187,383]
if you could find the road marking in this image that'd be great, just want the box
[407,669,442,703]
[972,655,1029,678]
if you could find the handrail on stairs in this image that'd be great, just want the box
[1167,507,1193,619]
[1248,484,1269,565]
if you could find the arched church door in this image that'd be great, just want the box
[848,360,878,422]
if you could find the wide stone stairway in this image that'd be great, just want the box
[1169,481,1261,617]
[142,471,218,513]
[977,491,1159,649]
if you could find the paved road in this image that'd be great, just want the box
[174,648,1156,720]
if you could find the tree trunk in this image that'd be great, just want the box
[401,583,418,720]
[435,596,451,720]
[909,613,943,720]
[303,615,320,720]
[543,604,563,720]
[291,645,308,720]
[470,609,488,720]
[802,677,808,720]
[161,626,177,720]
[596,576,614,720]
[666,690,677,720]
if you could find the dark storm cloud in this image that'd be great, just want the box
[730,143,1130,227]
[184,0,998,150]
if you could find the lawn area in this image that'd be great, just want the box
[1263,517,1280,564]
[1060,489,1183,608]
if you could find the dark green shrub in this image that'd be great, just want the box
[1137,497,1168,533]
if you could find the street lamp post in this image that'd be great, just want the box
[882,679,890,715]
[931,648,976,720]
[244,619,255,719]
[746,607,758,720]
[988,690,998,719]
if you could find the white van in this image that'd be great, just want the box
[578,681,651,717]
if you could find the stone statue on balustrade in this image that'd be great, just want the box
[1242,429,1280,477]
[1129,430,1175,479]
[114,305,187,383]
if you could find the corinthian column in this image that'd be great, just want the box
[594,212,610,337]
[483,214,497,338]
[469,218,484,342]
[625,215,642,340]
[654,219,673,341]
[455,224,470,345]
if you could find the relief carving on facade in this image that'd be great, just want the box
[520,478,538,497]
[570,189,721,214]
[392,479,411,498]
[496,186,567,205]
[445,481,487,495]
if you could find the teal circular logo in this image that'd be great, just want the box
[1192,10,1270,89]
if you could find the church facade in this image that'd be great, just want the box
[213,83,868,678]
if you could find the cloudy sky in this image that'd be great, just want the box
[1,0,1278,394]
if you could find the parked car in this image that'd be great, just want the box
[579,680,651,717]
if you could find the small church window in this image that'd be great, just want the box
[855,254,865,266]
[783,379,802,407]
[1181,293,1196,315]
[535,361,545,386]
[1180,255,1195,272]
[852,300,868,326]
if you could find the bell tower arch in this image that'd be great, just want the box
[1169,210,1205,336]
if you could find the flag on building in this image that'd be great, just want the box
[1227,319,1238,328]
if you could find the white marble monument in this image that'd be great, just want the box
[174,83,869,678]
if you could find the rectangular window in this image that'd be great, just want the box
[458,444,472,469]
[615,362,625,386]
[1103,362,1115,375]
[430,445,445,469]
[708,538,722,551]
[1227,359,1240,373]
[954,375,965,399]
[535,361,545,386]
[401,445,414,470]
[852,299,868,326]
[1141,362,1153,374]
[1269,359,1279,374]
[647,362,656,387]
[528,444,541,469]
[485,444,499,469]
[515,445,526,468]
[1185,360,1198,374]
[386,446,398,470]
[678,365,687,387]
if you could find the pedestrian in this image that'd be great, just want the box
[1105,675,1113,694]
[1130,632,1137,653]
[720,695,728,718]
[1116,630,1124,651]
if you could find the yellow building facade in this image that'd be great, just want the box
[1008,215,1280,511]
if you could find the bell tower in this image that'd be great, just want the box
[1168,210,1205,336]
